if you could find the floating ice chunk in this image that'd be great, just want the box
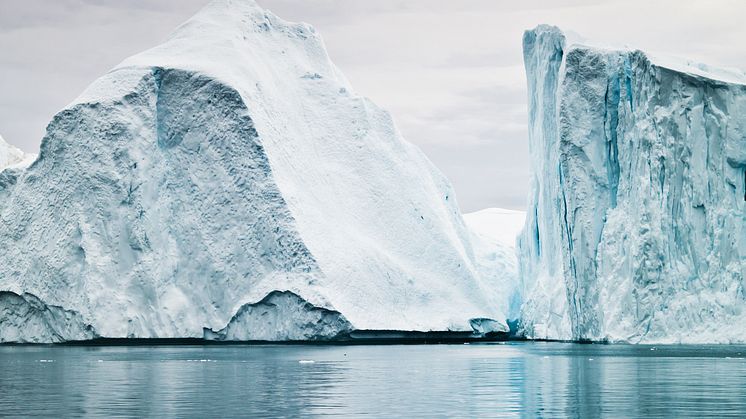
[204,291,353,342]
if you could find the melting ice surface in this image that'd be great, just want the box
[2,343,746,417]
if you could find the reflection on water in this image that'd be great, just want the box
[1,342,745,417]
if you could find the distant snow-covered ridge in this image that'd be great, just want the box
[0,0,517,343]
[0,135,35,172]
[519,25,746,344]
[464,208,526,322]
[0,135,36,205]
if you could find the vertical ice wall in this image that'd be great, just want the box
[519,25,746,343]
[517,26,573,339]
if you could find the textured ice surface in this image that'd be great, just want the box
[0,292,97,343]
[0,0,508,342]
[519,25,746,343]
[203,291,353,341]
[464,208,525,321]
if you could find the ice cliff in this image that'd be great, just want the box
[518,25,746,343]
[0,0,510,343]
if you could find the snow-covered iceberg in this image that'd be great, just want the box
[0,135,35,171]
[464,208,525,321]
[0,135,36,204]
[0,0,512,343]
[518,25,746,343]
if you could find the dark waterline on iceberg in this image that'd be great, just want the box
[2,342,746,417]
[0,329,510,346]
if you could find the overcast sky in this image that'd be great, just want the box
[1,0,745,211]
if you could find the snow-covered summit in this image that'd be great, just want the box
[75,0,352,106]
[0,0,511,342]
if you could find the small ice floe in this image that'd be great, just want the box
[97,360,104,363]
[588,358,594,361]
[650,347,656,351]
[543,356,549,359]
[299,360,315,364]
[38,360,54,363]
[463,342,470,345]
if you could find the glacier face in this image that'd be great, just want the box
[519,25,746,343]
[0,0,509,342]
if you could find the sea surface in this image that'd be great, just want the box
[1,342,745,418]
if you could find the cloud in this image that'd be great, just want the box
[1,0,745,212]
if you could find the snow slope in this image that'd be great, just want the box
[519,25,746,343]
[464,208,526,248]
[0,0,509,342]
[464,208,525,321]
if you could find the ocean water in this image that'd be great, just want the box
[1,342,745,417]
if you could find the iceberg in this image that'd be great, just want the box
[0,0,512,342]
[0,135,36,205]
[464,208,525,321]
[518,25,746,343]
[0,135,33,171]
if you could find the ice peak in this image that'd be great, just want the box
[168,0,315,43]
[525,24,563,40]
[201,0,270,16]
[73,0,347,108]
